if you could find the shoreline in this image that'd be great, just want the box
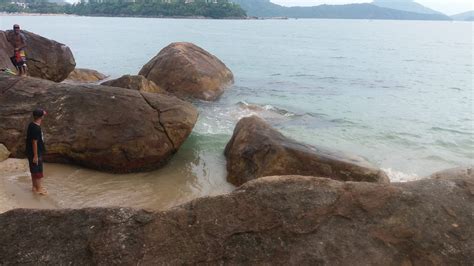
[0,155,234,214]
[0,12,251,20]
[1,12,462,21]
[0,12,77,17]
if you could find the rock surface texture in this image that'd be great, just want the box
[139,42,234,101]
[0,144,10,162]
[101,74,165,93]
[0,31,15,70]
[0,176,473,265]
[2,30,76,82]
[0,75,198,172]
[66,68,107,83]
[225,116,389,186]
[430,166,474,180]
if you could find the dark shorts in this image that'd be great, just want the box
[28,157,43,179]
[15,59,26,68]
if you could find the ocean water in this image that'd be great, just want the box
[0,16,473,210]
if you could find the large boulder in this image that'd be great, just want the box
[225,116,389,186]
[430,166,474,180]
[101,75,165,94]
[65,68,107,83]
[2,30,75,82]
[0,74,198,173]
[0,176,473,264]
[139,42,234,101]
[0,144,10,162]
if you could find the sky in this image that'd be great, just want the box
[270,0,474,15]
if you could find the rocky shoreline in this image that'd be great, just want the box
[1,30,473,264]
[1,175,473,264]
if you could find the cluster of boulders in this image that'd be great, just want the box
[0,75,198,172]
[1,30,473,264]
[0,32,233,172]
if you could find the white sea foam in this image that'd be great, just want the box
[195,101,300,135]
[382,168,424,183]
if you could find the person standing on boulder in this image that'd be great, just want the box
[26,109,47,195]
[8,24,27,76]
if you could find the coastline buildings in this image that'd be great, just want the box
[8,1,27,8]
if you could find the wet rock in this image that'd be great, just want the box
[101,75,165,94]
[225,116,389,186]
[0,75,198,173]
[66,68,107,83]
[139,42,234,101]
[0,144,10,162]
[0,176,473,264]
[2,30,75,82]
[430,166,474,180]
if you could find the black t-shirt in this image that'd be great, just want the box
[26,122,46,157]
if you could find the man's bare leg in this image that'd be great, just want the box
[31,177,37,192]
[35,178,47,195]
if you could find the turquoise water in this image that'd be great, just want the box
[1,16,473,181]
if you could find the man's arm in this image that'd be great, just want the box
[32,139,38,164]
[32,125,39,164]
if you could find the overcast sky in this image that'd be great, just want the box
[270,0,473,15]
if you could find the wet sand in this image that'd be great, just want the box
[0,152,235,214]
[0,159,57,213]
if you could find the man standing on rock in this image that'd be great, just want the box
[26,109,47,195]
[8,24,27,76]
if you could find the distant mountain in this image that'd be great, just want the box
[372,0,443,15]
[451,11,474,21]
[229,0,451,20]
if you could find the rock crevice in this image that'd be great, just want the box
[139,92,176,150]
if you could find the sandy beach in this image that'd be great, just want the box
[0,156,234,214]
